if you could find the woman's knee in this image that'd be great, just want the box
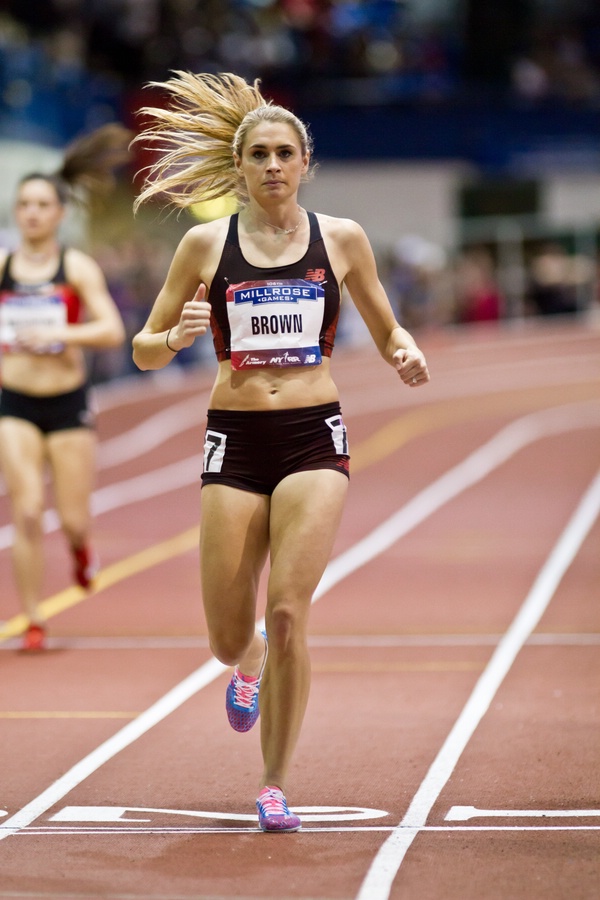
[209,626,255,667]
[13,501,43,541]
[266,601,307,653]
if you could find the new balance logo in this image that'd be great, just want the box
[305,268,326,283]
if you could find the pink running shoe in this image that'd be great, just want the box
[256,786,301,833]
[71,544,99,589]
[225,631,267,732]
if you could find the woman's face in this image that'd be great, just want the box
[14,178,65,242]
[234,121,309,203]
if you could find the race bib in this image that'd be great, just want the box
[227,279,323,370]
[0,292,67,353]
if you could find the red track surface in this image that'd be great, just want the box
[0,316,599,899]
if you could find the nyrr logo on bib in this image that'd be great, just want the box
[226,279,325,370]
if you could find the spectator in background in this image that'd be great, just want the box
[454,247,504,324]
[391,234,448,329]
[525,241,581,316]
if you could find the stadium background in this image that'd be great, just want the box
[0,0,599,373]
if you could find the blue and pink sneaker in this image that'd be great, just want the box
[256,786,301,832]
[225,630,267,733]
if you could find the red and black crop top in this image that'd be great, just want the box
[0,249,82,353]
[208,212,341,370]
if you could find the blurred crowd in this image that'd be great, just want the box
[384,235,599,335]
[1,1,600,146]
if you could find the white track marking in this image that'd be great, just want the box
[11,826,600,837]
[318,401,600,598]
[49,805,388,824]
[96,396,206,468]
[446,806,600,821]
[356,466,600,900]
[0,403,598,843]
[1,632,597,652]
[0,657,226,841]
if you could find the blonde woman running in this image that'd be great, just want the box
[0,125,128,651]
[132,72,429,832]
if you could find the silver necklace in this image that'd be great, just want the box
[252,208,303,235]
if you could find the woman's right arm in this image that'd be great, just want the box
[132,228,213,371]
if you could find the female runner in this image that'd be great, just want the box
[132,73,429,832]
[0,125,128,651]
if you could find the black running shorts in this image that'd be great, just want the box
[0,385,95,434]
[201,401,350,496]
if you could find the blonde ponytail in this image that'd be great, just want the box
[133,71,314,211]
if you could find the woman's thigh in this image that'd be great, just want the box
[200,483,271,634]
[0,417,46,511]
[268,468,348,613]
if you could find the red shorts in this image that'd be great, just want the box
[201,402,350,496]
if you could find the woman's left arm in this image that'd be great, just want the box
[63,249,126,349]
[340,220,430,387]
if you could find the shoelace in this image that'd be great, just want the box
[258,788,289,816]
[233,671,259,709]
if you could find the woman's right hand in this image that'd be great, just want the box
[168,285,212,350]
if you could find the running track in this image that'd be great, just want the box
[0,315,599,899]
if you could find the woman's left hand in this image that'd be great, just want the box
[393,345,430,387]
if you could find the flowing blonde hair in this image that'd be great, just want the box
[21,123,132,205]
[133,71,314,212]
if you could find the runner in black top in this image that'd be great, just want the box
[132,71,429,833]
[208,211,341,364]
[0,125,128,651]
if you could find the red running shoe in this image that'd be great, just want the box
[21,623,46,652]
[71,544,99,589]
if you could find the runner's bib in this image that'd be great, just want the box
[0,290,67,353]
[227,279,324,370]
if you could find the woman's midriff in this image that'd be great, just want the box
[1,349,87,396]
[208,358,340,411]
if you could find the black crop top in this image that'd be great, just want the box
[208,212,341,370]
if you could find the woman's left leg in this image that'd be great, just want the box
[46,427,97,584]
[260,467,348,793]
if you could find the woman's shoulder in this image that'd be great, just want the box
[63,246,102,278]
[314,211,369,246]
[183,216,231,248]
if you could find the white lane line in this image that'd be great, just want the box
[9,825,600,837]
[96,395,206,469]
[319,400,600,598]
[446,806,600,821]
[356,466,600,900]
[1,632,597,652]
[0,403,597,843]
[0,657,225,841]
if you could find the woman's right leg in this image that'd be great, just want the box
[199,483,270,672]
[0,418,47,625]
